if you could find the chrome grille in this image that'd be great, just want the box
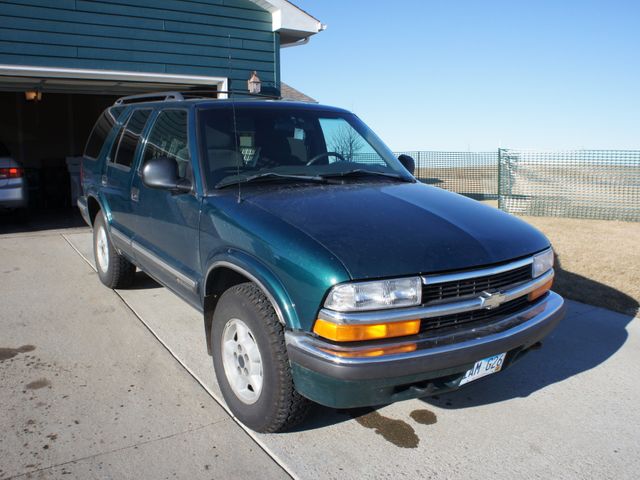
[422,264,532,304]
[420,296,532,334]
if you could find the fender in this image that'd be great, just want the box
[203,249,301,330]
[83,189,112,226]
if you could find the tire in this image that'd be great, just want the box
[211,282,311,432]
[93,213,136,289]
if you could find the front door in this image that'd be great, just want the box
[101,108,152,239]
[130,109,201,307]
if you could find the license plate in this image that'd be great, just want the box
[459,352,506,386]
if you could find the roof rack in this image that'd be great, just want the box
[113,89,282,106]
[114,91,185,105]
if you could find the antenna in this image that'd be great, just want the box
[227,34,242,203]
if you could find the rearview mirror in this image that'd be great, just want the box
[397,154,416,175]
[141,156,192,193]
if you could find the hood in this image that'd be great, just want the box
[243,182,550,279]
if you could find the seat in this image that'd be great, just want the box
[206,126,243,182]
[256,133,302,169]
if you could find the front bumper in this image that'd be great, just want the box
[286,291,565,408]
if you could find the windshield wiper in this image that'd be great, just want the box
[318,169,411,181]
[215,172,330,189]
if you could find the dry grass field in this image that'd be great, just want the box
[522,215,640,316]
[500,164,640,221]
[414,166,497,196]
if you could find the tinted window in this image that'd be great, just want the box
[198,106,407,188]
[112,109,151,168]
[143,110,191,179]
[84,107,123,160]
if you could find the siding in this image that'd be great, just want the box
[0,0,278,92]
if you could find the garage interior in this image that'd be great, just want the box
[0,69,225,232]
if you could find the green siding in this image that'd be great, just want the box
[0,0,278,92]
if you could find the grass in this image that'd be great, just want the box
[521,215,640,316]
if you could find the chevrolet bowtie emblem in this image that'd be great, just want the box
[479,291,506,310]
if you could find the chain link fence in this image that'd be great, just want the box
[498,149,640,221]
[385,149,639,221]
[394,151,499,200]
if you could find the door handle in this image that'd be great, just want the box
[131,187,139,202]
[101,175,108,186]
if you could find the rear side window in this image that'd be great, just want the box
[112,109,152,169]
[142,110,191,179]
[84,107,123,160]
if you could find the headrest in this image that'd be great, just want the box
[206,126,233,149]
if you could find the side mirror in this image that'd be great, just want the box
[397,154,415,175]
[141,156,192,193]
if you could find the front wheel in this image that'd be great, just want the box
[211,283,311,432]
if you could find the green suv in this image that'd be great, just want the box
[79,92,565,432]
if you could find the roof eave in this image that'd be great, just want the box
[248,0,324,45]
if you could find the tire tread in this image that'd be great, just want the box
[219,283,311,432]
[93,214,136,289]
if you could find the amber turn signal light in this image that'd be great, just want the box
[320,343,417,358]
[313,318,421,342]
[528,278,553,302]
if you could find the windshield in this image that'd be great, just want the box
[197,105,412,189]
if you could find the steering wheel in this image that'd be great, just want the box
[306,151,346,166]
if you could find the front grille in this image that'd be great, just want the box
[422,263,532,304]
[420,296,532,334]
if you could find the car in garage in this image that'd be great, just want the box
[0,142,28,212]
[79,92,565,433]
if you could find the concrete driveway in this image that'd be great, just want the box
[1,228,639,479]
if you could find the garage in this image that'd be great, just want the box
[0,0,322,229]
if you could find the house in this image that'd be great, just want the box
[0,0,322,209]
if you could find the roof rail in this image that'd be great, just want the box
[114,91,185,105]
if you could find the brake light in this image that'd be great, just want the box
[0,167,23,178]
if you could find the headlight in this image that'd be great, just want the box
[532,248,554,278]
[324,277,422,312]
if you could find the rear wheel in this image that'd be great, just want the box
[93,213,135,289]
[211,282,311,432]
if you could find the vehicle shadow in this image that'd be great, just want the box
[127,271,163,290]
[421,262,637,410]
[0,208,86,235]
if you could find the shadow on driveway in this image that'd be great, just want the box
[0,208,86,234]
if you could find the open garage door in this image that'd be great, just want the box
[0,66,226,231]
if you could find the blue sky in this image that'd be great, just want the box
[281,1,639,151]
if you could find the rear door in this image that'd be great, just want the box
[129,109,201,306]
[101,108,152,240]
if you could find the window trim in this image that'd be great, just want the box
[84,107,123,162]
[108,108,152,172]
[138,108,194,184]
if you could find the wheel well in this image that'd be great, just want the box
[87,196,101,226]
[203,267,251,355]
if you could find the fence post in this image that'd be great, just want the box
[497,148,503,211]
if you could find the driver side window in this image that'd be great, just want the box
[318,118,385,166]
[143,110,191,179]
